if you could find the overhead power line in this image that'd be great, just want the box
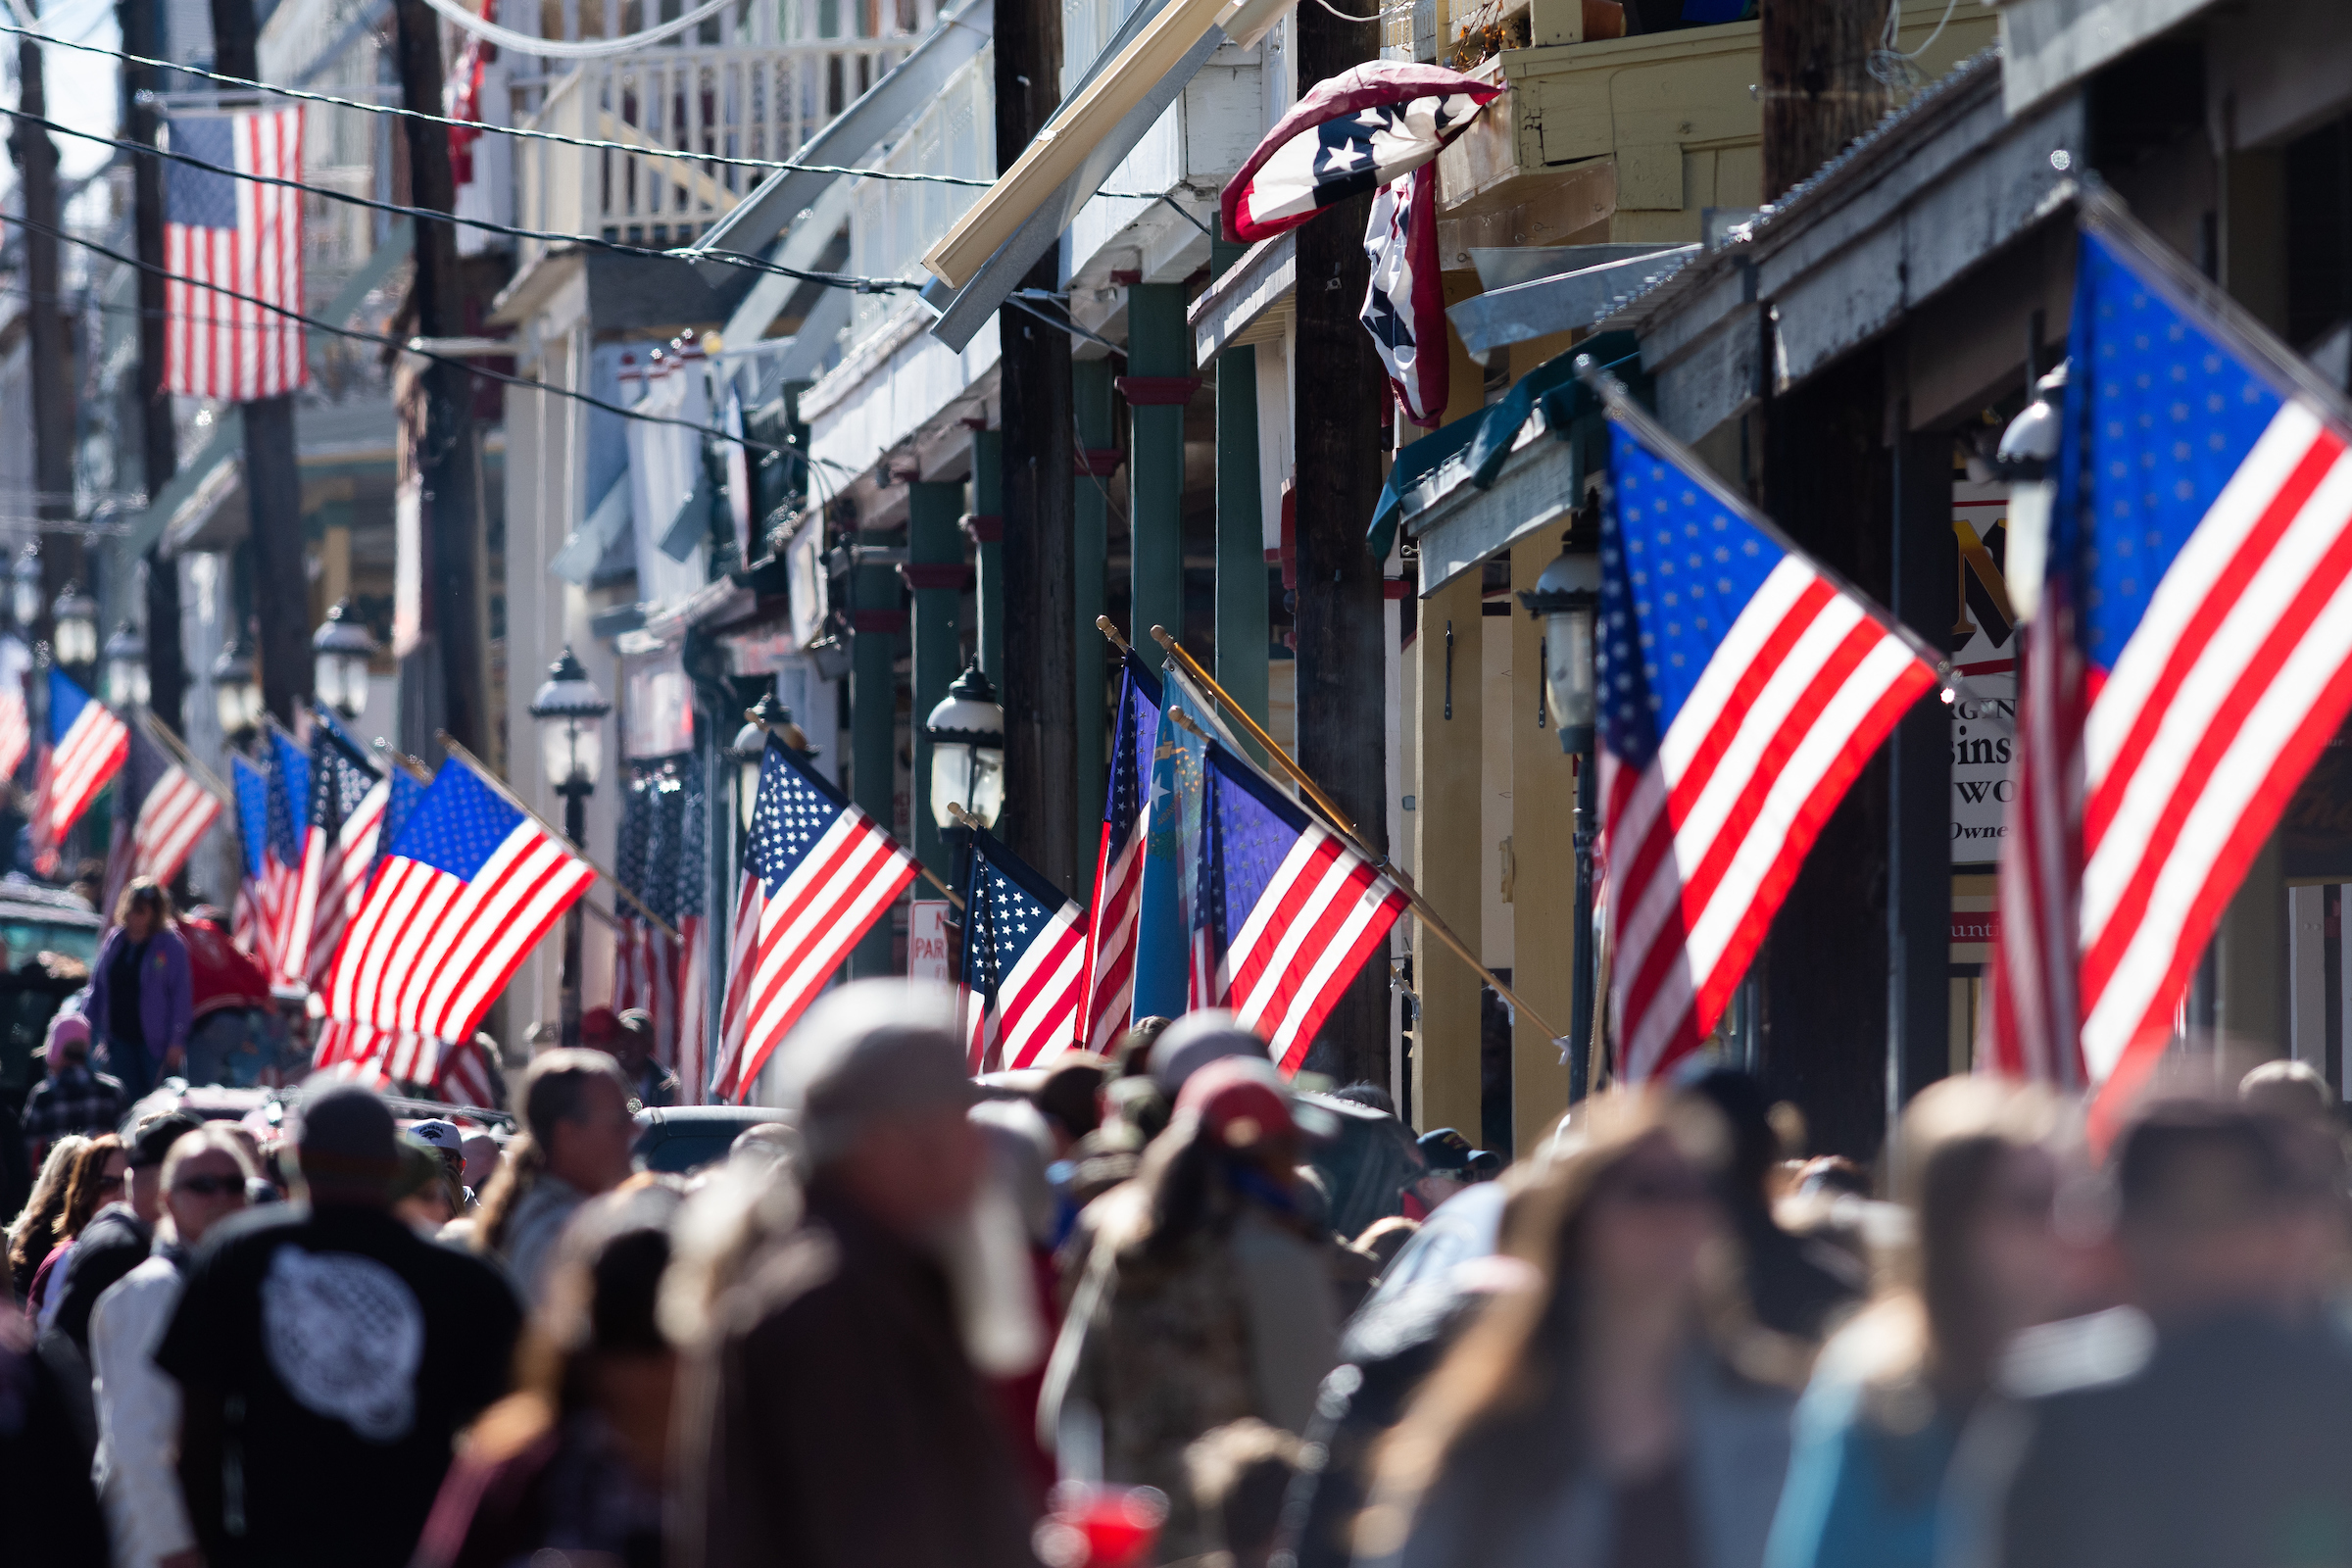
[0,103,922,293]
[0,209,859,479]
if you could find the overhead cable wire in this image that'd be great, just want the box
[0,23,1206,206]
[0,103,922,293]
[0,210,858,478]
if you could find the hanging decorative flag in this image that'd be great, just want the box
[727,739,918,1093]
[102,717,221,918]
[288,719,386,990]
[322,757,596,1045]
[43,668,128,851]
[262,728,311,984]
[1082,651,1162,1049]
[1221,64,1502,244]
[163,106,306,401]
[960,823,1088,1073]
[1598,397,1938,1085]
[1987,197,2352,1102]
[1361,165,1447,427]
[1196,743,1407,1075]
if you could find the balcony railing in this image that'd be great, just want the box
[512,0,944,271]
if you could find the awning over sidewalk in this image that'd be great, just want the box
[1189,230,1293,363]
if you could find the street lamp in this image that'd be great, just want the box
[528,647,610,1049]
[312,599,378,720]
[211,636,264,742]
[50,585,97,671]
[728,688,818,832]
[1994,360,2067,623]
[102,622,148,708]
[1521,517,1602,1099]
[924,659,1004,831]
[9,549,39,628]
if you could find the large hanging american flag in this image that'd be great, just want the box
[44,668,128,849]
[287,719,386,989]
[1196,743,1408,1075]
[960,824,1087,1072]
[102,716,221,917]
[1987,201,2352,1100]
[1082,652,1161,1048]
[164,106,306,401]
[726,739,917,1094]
[321,756,596,1044]
[1600,406,1938,1084]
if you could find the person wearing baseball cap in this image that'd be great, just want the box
[673,980,1034,1568]
[610,1007,680,1108]
[1039,1054,1341,1558]
[1405,1127,1493,1219]
[154,1085,522,1568]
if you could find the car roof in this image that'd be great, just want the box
[0,875,102,928]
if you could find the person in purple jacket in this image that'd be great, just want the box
[86,877,194,1102]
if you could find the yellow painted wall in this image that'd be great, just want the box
[1414,571,1486,1135]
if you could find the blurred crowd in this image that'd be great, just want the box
[3,978,2351,1568]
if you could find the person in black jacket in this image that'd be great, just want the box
[47,1110,201,1351]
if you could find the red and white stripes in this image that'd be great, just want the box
[1216,822,1408,1075]
[164,105,306,401]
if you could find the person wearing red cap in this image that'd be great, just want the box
[1041,1054,1341,1559]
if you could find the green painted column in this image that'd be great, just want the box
[1211,242,1269,734]
[850,535,903,976]
[1073,356,1115,898]
[906,481,965,882]
[1124,283,1193,650]
[967,430,1004,692]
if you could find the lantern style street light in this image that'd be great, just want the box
[10,549,40,629]
[211,636,264,743]
[103,622,149,708]
[312,599,378,719]
[924,660,1004,831]
[50,585,97,671]
[1993,360,2068,623]
[529,647,611,1049]
[1522,517,1602,1099]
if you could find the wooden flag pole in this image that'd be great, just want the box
[368,741,437,784]
[746,709,964,911]
[434,732,683,942]
[1143,626,1568,1046]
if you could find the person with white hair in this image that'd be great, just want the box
[670,980,1041,1568]
[88,1125,256,1568]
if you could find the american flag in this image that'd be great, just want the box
[1196,743,1408,1075]
[44,668,128,850]
[375,763,427,881]
[101,716,221,917]
[321,756,596,1045]
[610,761,711,1098]
[164,107,306,401]
[960,824,1087,1072]
[1600,409,1938,1084]
[260,729,310,983]
[725,739,917,1094]
[1987,204,2352,1100]
[670,762,711,1103]
[1081,652,1161,1048]
[231,754,270,962]
[710,862,761,1102]
[611,765,662,1020]
[317,1026,497,1109]
[287,719,386,989]
[0,637,31,783]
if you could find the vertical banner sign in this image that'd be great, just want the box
[1951,480,2018,864]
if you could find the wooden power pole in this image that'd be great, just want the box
[1291,0,1390,1085]
[12,16,80,625]
[1759,0,1891,201]
[390,0,489,758]
[994,0,1078,890]
[121,0,184,734]
[209,0,312,726]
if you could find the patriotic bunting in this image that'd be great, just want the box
[1221,63,1501,244]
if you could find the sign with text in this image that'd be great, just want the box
[1951,483,2016,865]
[907,900,953,983]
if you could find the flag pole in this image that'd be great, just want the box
[1145,636,1567,1045]
[433,732,683,942]
[368,739,437,783]
[746,710,964,910]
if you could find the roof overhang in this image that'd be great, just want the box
[1993,0,2221,117]
[1446,244,1694,364]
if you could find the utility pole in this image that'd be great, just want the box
[121,0,184,734]
[1759,0,1890,201]
[1291,0,1389,1086]
[210,0,311,726]
[994,0,1077,891]
[13,11,80,632]
[390,0,488,758]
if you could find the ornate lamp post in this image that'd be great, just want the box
[312,599,378,720]
[529,648,611,1048]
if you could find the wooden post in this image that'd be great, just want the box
[1759,0,1891,202]
[389,0,489,756]
[850,538,901,976]
[14,11,80,623]
[1888,419,1955,1114]
[119,0,184,734]
[907,480,965,881]
[1511,535,1577,1149]
[1126,285,1189,648]
[1072,359,1114,897]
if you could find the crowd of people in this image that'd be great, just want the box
[5,974,2352,1568]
